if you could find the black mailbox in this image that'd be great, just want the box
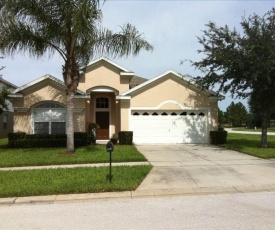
[106,140,114,152]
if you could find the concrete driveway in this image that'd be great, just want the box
[135,144,275,195]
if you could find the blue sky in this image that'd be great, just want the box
[2,0,275,111]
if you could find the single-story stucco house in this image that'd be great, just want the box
[9,57,223,144]
[0,77,17,138]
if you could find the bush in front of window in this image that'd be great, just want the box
[8,132,91,148]
[25,134,67,140]
[8,132,26,141]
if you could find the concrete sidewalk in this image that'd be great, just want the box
[0,162,149,171]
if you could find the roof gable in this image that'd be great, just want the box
[0,77,17,89]
[82,57,134,74]
[12,74,86,95]
[121,70,223,100]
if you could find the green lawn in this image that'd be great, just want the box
[0,138,151,198]
[0,165,152,198]
[0,139,147,167]
[220,133,275,159]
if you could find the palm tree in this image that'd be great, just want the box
[0,0,153,153]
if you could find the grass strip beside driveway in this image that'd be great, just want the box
[0,165,152,198]
[0,140,147,167]
[220,133,275,159]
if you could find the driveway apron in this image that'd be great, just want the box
[135,144,275,193]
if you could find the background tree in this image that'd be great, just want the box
[248,93,275,128]
[0,0,153,153]
[0,56,9,115]
[192,8,275,147]
[218,108,228,127]
[225,102,248,127]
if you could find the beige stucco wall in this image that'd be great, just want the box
[131,75,209,108]
[210,101,219,129]
[120,100,130,131]
[12,81,86,133]
[128,74,219,131]
[78,61,130,94]
[14,112,31,133]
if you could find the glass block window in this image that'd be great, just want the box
[96,97,109,108]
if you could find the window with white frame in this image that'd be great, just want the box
[33,103,66,134]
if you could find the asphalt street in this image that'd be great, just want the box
[1,191,275,230]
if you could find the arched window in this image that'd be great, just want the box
[171,112,177,116]
[33,102,66,134]
[189,112,196,116]
[96,97,109,108]
[199,112,205,116]
[133,112,139,116]
[161,112,168,116]
[152,112,158,116]
[142,112,149,116]
[180,112,187,116]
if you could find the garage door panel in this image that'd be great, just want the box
[130,111,208,144]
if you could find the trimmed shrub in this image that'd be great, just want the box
[25,134,67,140]
[74,132,91,145]
[8,139,67,148]
[210,130,227,144]
[118,131,133,145]
[8,132,90,148]
[8,132,26,141]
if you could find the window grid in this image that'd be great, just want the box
[96,97,109,109]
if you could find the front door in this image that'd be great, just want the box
[96,111,109,140]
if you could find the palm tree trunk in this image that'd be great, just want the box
[261,110,268,148]
[66,91,75,153]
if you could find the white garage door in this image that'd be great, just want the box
[130,111,208,144]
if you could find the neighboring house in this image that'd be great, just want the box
[0,77,17,138]
[9,57,223,144]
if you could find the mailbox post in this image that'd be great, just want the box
[106,140,114,182]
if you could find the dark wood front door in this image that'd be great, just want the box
[96,112,109,140]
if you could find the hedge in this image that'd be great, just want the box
[8,132,91,148]
[118,131,133,145]
[210,130,227,144]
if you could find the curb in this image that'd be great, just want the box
[1,185,275,206]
